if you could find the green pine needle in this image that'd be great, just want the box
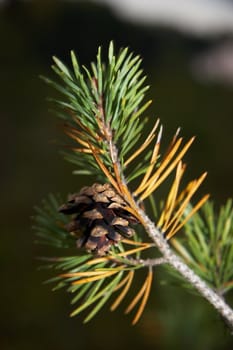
[33,194,75,249]
[43,41,151,181]
[173,199,233,295]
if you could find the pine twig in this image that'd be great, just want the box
[135,205,233,332]
[96,79,233,330]
[108,136,233,331]
[37,42,233,329]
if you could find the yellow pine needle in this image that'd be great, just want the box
[162,127,181,160]
[110,270,134,311]
[89,144,121,193]
[113,162,122,186]
[61,270,113,277]
[163,172,208,235]
[112,163,137,210]
[125,279,148,315]
[113,244,153,258]
[61,266,123,278]
[166,194,210,239]
[125,269,153,325]
[64,129,103,154]
[138,143,161,190]
[157,162,186,229]
[124,119,160,166]
[73,115,103,143]
[145,137,194,196]
[134,126,163,195]
[140,137,195,200]
[86,242,152,266]
[111,161,139,213]
[175,171,206,205]
[64,125,104,155]
[105,159,141,221]
[145,118,160,143]
[123,205,142,223]
[131,269,153,325]
[71,270,121,285]
[161,162,186,230]
[86,257,110,265]
[135,136,183,196]
[72,148,93,154]
[175,181,194,204]
[112,271,133,293]
[124,134,155,167]
[64,127,89,147]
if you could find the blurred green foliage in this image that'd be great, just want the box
[1,1,233,349]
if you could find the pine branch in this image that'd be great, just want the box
[102,122,233,330]
[35,42,233,330]
[134,204,233,332]
[171,200,233,295]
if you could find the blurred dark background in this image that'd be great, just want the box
[1,0,233,349]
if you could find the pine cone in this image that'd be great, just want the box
[59,183,138,256]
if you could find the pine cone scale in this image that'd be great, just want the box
[59,183,138,255]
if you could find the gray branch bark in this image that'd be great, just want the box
[137,206,233,332]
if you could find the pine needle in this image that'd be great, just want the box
[71,270,121,284]
[86,257,110,265]
[112,244,153,258]
[134,125,162,193]
[139,137,195,200]
[131,268,153,325]
[110,270,134,311]
[124,119,160,166]
[163,172,208,236]
[157,162,186,229]
[166,194,210,239]
[125,268,153,324]
[90,144,121,193]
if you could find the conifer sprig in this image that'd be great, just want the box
[35,42,233,329]
[42,42,151,179]
[35,193,155,324]
[172,200,233,295]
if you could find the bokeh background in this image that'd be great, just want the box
[1,0,233,349]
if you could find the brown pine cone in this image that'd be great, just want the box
[59,183,138,256]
